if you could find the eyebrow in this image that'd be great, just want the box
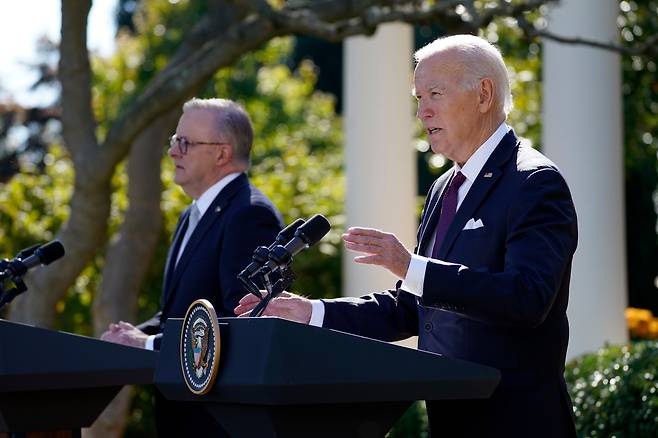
[412,83,445,97]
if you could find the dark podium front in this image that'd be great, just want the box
[155,317,500,437]
[0,319,157,435]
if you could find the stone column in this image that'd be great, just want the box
[543,0,628,359]
[343,24,416,298]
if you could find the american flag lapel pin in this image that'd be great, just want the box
[484,172,493,178]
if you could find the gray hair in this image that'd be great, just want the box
[182,98,253,166]
[414,34,513,115]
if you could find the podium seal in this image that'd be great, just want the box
[180,299,221,395]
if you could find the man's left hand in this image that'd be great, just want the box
[100,321,148,348]
[342,227,412,279]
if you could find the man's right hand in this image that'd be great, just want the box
[234,292,312,324]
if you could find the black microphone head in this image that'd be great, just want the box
[295,214,330,245]
[35,241,65,265]
[16,243,42,260]
[275,218,306,246]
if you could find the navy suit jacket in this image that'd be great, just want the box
[323,131,578,437]
[138,173,283,350]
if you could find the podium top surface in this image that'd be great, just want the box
[0,319,158,392]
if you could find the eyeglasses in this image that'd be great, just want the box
[169,135,228,155]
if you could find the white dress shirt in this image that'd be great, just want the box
[309,123,509,326]
[400,122,509,296]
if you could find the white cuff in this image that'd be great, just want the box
[309,300,325,327]
[400,254,429,297]
[145,335,156,351]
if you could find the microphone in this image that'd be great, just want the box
[15,243,41,261]
[0,241,65,309]
[258,214,330,277]
[238,218,306,281]
[0,241,65,280]
[249,214,330,317]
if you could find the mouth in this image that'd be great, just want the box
[427,127,442,135]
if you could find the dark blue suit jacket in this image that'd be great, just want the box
[138,173,283,350]
[323,131,578,437]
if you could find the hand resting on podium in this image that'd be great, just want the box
[235,291,312,324]
[100,321,148,348]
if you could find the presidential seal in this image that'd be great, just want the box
[180,299,221,395]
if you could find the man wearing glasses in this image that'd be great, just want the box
[102,98,283,435]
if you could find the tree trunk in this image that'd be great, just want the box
[85,109,180,438]
[8,0,111,328]
[9,178,111,327]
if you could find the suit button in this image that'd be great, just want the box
[424,322,433,332]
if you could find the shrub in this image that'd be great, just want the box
[565,341,658,437]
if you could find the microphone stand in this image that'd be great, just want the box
[249,265,296,318]
[0,259,28,311]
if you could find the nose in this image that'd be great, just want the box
[416,98,432,120]
[168,142,181,158]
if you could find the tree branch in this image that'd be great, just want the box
[96,0,656,185]
[270,0,561,44]
[473,0,558,29]
[516,15,658,57]
[100,16,278,177]
[58,0,98,164]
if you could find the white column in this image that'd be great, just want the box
[543,0,628,359]
[343,24,416,297]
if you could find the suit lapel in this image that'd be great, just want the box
[436,130,520,259]
[162,209,190,303]
[162,174,249,310]
[418,171,453,255]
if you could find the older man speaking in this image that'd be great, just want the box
[237,34,578,437]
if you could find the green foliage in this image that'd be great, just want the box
[0,145,77,319]
[94,1,346,312]
[387,401,429,438]
[620,1,658,312]
[0,146,71,255]
[140,38,345,309]
[1,0,344,333]
[565,341,658,437]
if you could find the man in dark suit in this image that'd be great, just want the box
[102,97,283,435]
[236,34,578,437]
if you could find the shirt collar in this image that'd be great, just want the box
[193,172,241,217]
[456,122,509,182]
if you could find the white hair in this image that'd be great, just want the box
[183,98,253,166]
[414,34,513,115]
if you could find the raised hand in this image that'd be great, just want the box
[342,227,412,279]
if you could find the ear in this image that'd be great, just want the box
[215,144,233,166]
[478,78,495,113]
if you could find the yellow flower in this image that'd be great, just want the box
[625,307,658,339]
